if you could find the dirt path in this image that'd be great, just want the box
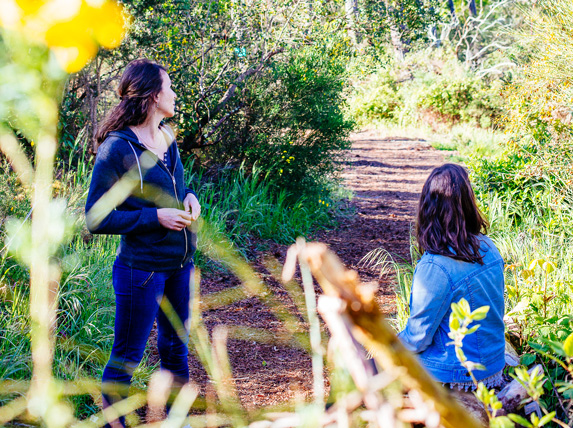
[314,129,444,311]
[148,129,443,418]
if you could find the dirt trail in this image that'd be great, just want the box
[314,129,444,311]
[148,129,443,417]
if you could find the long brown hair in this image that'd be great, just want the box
[96,59,166,146]
[416,163,489,264]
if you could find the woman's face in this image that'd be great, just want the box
[156,70,176,118]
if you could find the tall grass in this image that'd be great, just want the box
[191,164,332,248]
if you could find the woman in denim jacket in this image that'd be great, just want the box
[398,164,505,390]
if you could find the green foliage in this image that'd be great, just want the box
[346,50,504,129]
[0,152,336,416]
[57,0,356,206]
[209,39,353,198]
[359,0,440,51]
[447,298,489,372]
[416,72,503,127]
[192,163,334,254]
[346,68,401,123]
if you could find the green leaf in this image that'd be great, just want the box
[538,411,555,427]
[449,315,460,331]
[451,302,464,318]
[538,337,566,357]
[455,346,467,363]
[556,380,573,393]
[459,298,471,316]
[490,416,515,428]
[466,361,486,371]
[471,305,490,321]
[520,353,536,366]
[466,324,481,335]
[563,332,573,357]
[508,414,533,428]
[521,269,533,280]
[542,261,555,274]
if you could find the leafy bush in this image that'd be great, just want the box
[416,74,503,127]
[203,39,354,199]
[346,68,401,124]
[346,49,505,129]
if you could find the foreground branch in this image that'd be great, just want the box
[284,241,485,428]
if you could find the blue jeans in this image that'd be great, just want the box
[102,258,193,425]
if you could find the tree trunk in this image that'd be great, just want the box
[345,0,360,45]
[385,4,405,61]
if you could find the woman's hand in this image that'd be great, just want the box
[183,193,201,221]
[157,208,192,231]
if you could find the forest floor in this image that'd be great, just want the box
[147,128,444,419]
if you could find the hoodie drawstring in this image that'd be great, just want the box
[127,142,144,192]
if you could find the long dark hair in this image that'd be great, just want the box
[96,59,166,146]
[416,163,489,264]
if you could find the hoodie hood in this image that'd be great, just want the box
[108,128,144,148]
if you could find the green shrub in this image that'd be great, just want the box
[190,163,334,256]
[203,38,354,200]
[417,75,503,127]
[346,68,402,124]
[346,49,505,129]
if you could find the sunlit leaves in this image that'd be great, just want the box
[448,298,489,369]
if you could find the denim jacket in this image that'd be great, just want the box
[398,235,505,383]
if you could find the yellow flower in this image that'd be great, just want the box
[0,0,127,73]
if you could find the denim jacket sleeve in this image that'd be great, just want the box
[398,259,453,353]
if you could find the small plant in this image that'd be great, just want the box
[449,298,571,428]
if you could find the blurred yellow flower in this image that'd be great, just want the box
[0,0,127,73]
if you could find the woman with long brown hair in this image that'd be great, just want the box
[398,163,506,390]
[86,59,200,425]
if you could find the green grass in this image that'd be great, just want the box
[432,124,506,159]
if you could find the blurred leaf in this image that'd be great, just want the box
[563,332,573,357]
[490,416,515,428]
[470,305,490,321]
[466,362,486,371]
[542,261,555,274]
[538,411,555,427]
[521,269,533,280]
[449,315,460,331]
[520,353,536,366]
[466,324,480,335]
[508,414,532,428]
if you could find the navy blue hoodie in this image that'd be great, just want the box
[85,127,196,271]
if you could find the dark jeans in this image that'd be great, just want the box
[102,258,193,426]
